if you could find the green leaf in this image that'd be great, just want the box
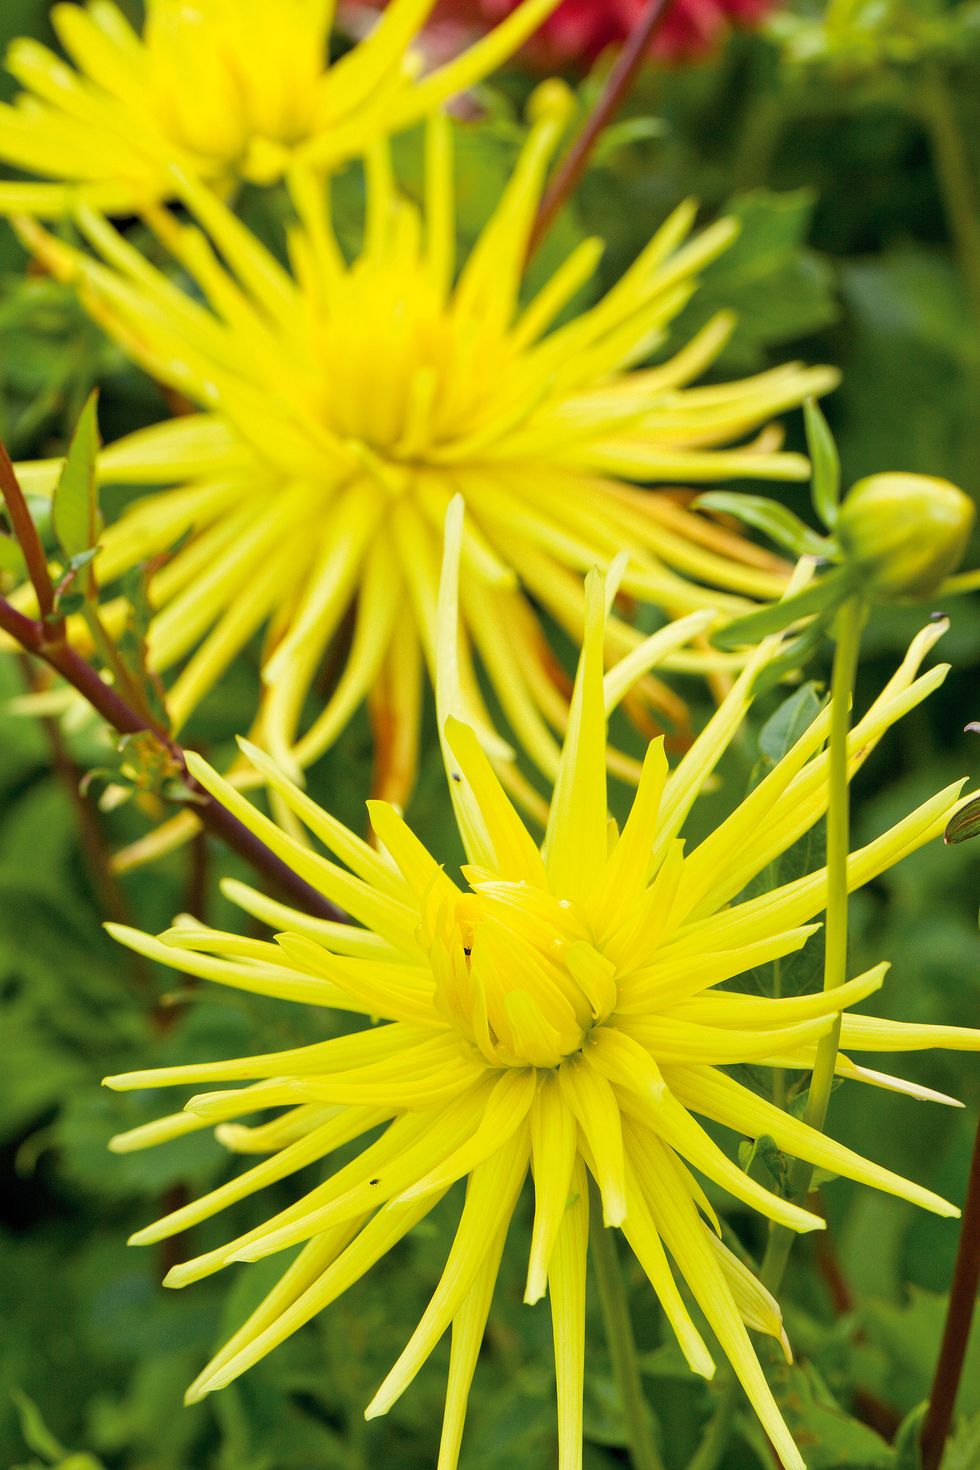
[116,561,171,732]
[751,614,833,695]
[667,188,839,372]
[49,591,86,618]
[894,1401,927,1470]
[805,397,842,529]
[0,531,26,574]
[9,1389,68,1464]
[51,390,101,565]
[945,1411,980,1470]
[712,571,846,650]
[696,491,830,558]
[860,1290,980,1419]
[944,795,980,845]
[759,680,826,765]
[767,1360,894,1469]
[738,1133,789,1191]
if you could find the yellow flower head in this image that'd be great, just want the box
[104,503,976,1470]
[15,89,836,810]
[0,0,560,213]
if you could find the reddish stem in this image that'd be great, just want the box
[0,592,345,923]
[527,0,676,258]
[0,438,60,631]
[921,1113,980,1470]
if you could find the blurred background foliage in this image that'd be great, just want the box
[1,2,978,1468]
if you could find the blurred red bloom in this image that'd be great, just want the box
[342,0,775,67]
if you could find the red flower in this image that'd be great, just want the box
[342,0,775,68]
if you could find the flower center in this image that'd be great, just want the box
[427,882,620,1069]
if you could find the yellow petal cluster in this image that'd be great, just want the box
[14,86,835,808]
[0,0,561,213]
[103,503,976,1470]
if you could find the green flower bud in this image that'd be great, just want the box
[837,473,975,599]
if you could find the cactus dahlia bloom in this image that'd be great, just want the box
[0,0,560,216]
[16,86,834,807]
[103,503,977,1470]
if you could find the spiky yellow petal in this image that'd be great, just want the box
[100,516,973,1470]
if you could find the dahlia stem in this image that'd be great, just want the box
[919,66,980,329]
[0,437,60,633]
[588,1179,665,1470]
[684,1380,739,1470]
[686,595,866,1470]
[790,595,865,1141]
[0,589,345,924]
[0,436,346,921]
[760,592,865,1297]
[528,0,676,259]
[920,1111,980,1470]
[917,65,980,497]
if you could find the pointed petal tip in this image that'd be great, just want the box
[694,1351,717,1381]
[184,1365,225,1402]
[183,748,208,779]
[601,1202,627,1230]
[523,1274,547,1306]
[127,1225,159,1247]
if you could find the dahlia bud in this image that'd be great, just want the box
[837,473,975,599]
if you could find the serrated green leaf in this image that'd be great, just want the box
[768,1360,894,1469]
[696,490,831,558]
[51,390,101,565]
[805,397,842,529]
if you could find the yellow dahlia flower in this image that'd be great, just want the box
[15,87,835,806]
[0,0,560,214]
[103,504,976,1470]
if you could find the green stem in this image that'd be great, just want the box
[588,1178,664,1470]
[919,66,980,329]
[793,597,864,1131]
[685,596,866,1470]
[685,1378,740,1470]
[917,65,980,495]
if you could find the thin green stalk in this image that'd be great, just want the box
[919,66,980,328]
[588,1178,665,1470]
[917,65,980,495]
[685,596,866,1470]
[787,595,864,1149]
[685,1376,740,1470]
